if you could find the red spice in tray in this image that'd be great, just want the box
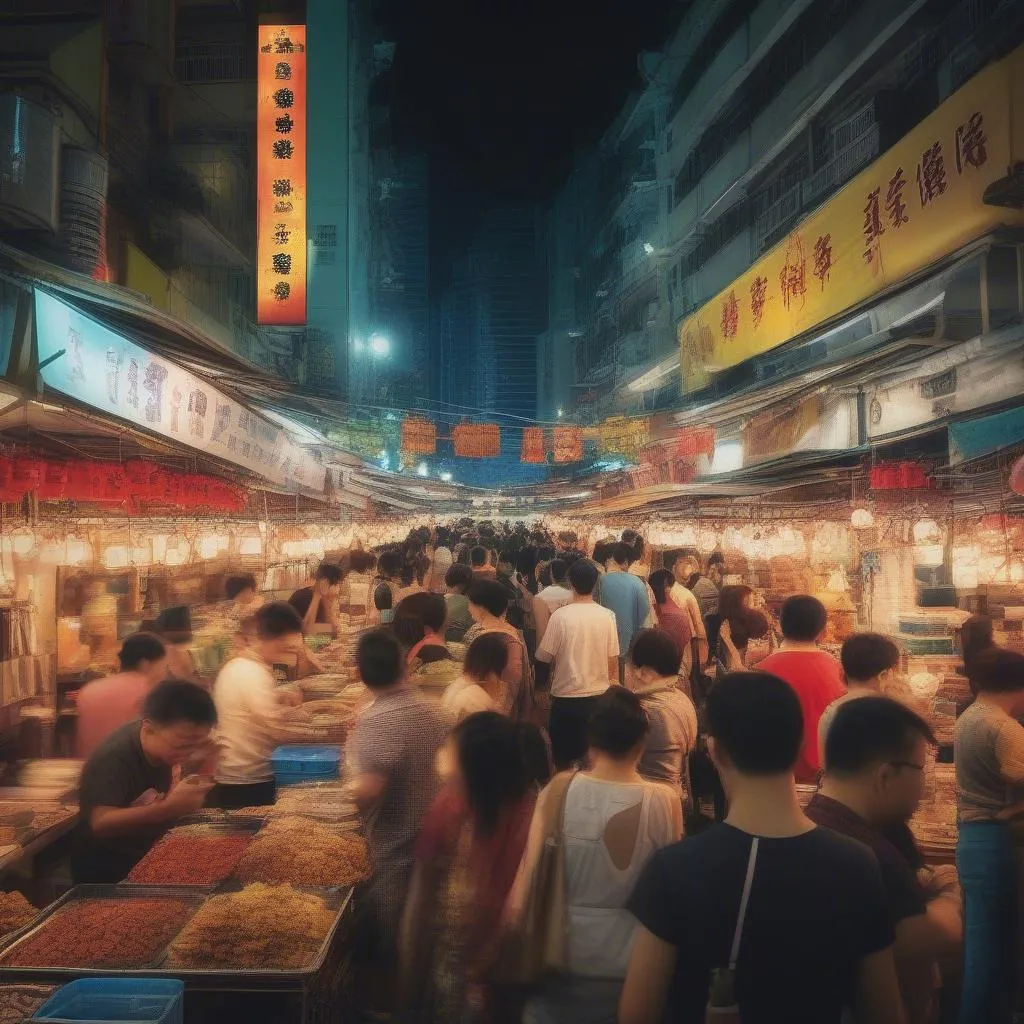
[127,831,254,885]
[0,898,192,969]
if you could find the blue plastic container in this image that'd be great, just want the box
[272,745,342,786]
[32,979,184,1024]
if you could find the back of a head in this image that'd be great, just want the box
[357,628,404,690]
[840,632,901,683]
[648,568,674,606]
[719,585,753,625]
[255,601,303,640]
[972,647,1024,694]
[588,688,649,757]
[350,550,377,574]
[454,712,527,833]
[445,563,473,591]
[609,541,634,567]
[568,557,599,596]
[156,606,192,641]
[374,582,394,612]
[395,591,447,635]
[825,696,935,776]
[630,627,682,677]
[467,579,509,618]
[706,672,803,775]
[315,562,344,586]
[378,550,403,578]
[464,631,509,681]
[779,594,828,642]
[225,573,257,601]
[470,546,488,567]
[548,558,567,584]
[143,678,217,727]
[118,632,167,672]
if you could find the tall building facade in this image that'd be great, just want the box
[541,0,1024,421]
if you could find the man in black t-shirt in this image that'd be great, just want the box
[72,679,217,884]
[289,561,344,633]
[809,695,962,1024]
[620,671,905,1024]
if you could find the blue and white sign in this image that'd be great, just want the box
[34,289,325,493]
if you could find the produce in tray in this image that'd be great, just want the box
[0,898,193,968]
[127,829,255,885]
[233,817,370,887]
[0,984,55,1024]
[167,883,334,970]
[0,892,35,940]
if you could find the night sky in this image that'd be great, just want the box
[379,0,684,270]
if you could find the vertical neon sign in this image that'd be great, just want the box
[257,24,307,325]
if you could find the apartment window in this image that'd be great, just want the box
[681,200,750,279]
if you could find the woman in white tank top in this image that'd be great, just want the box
[512,689,682,1024]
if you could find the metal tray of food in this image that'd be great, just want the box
[162,882,354,983]
[0,885,208,977]
[160,817,267,836]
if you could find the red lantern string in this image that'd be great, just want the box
[520,427,547,464]
[452,423,501,458]
[552,426,583,464]
[401,416,437,456]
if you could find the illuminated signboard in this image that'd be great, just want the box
[35,290,326,493]
[257,24,307,325]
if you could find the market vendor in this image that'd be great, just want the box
[209,601,322,809]
[289,562,344,634]
[224,572,261,620]
[71,679,218,884]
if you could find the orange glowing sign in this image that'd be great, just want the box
[257,24,307,325]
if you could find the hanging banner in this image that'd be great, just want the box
[676,426,716,461]
[452,423,501,458]
[521,427,547,464]
[949,407,1024,465]
[400,416,437,456]
[257,24,307,325]
[34,291,324,492]
[552,426,583,463]
[679,43,1024,392]
[599,416,651,461]
[326,419,388,461]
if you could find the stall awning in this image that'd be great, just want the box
[949,405,1024,465]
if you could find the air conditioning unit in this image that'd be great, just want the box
[0,93,60,232]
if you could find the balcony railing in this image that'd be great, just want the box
[175,42,252,83]
[801,123,880,209]
[753,183,799,255]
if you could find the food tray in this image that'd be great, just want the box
[126,821,266,887]
[0,887,207,977]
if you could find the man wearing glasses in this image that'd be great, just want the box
[808,696,962,1024]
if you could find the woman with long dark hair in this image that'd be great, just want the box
[400,713,540,1023]
[648,569,693,660]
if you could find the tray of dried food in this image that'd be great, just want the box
[0,983,56,1024]
[0,885,205,975]
[0,892,37,944]
[126,820,265,886]
[164,882,353,980]
[231,817,370,888]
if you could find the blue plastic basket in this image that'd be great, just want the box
[275,768,339,787]
[32,979,183,1024]
[272,745,342,781]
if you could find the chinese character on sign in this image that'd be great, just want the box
[955,112,987,173]
[886,168,909,229]
[273,201,294,215]
[143,362,168,425]
[241,441,252,459]
[916,143,948,207]
[814,233,834,287]
[188,389,208,440]
[779,238,807,312]
[272,178,292,197]
[273,223,291,246]
[272,252,292,275]
[212,403,232,444]
[272,88,294,109]
[273,282,291,301]
[105,348,122,404]
[227,435,238,452]
[67,327,85,384]
[720,290,739,339]
[750,275,768,328]
[274,114,294,134]
[862,189,885,267]
[272,139,294,159]
[274,62,291,80]
[170,386,182,433]
[126,357,139,409]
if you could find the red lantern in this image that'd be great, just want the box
[552,426,582,464]
[521,427,546,464]
[401,417,437,456]
[452,423,501,458]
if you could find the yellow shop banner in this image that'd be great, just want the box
[679,42,1024,392]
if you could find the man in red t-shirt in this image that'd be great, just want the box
[757,595,844,783]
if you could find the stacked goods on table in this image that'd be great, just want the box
[127,826,257,886]
[233,818,370,888]
[911,762,957,852]
[897,610,971,656]
[16,761,82,803]
[0,895,196,968]
[167,884,335,970]
[273,780,358,823]
[0,984,55,1024]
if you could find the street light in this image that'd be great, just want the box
[440,471,453,483]
[643,242,655,255]
[369,333,390,358]
[557,407,564,418]
[416,462,428,477]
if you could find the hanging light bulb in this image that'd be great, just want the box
[850,508,874,530]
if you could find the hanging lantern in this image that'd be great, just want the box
[552,426,583,463]
[401,416,437,456]
[452,423,501,458]
[521,427,546,464]
[850,508,874,530]
[10,527,37,558]
[912,518,941,544]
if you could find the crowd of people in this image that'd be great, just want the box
[66,518,1024,1024]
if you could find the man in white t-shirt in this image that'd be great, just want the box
[536,559,619,769]
[210,601,314,809]
[533,557,573,645]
